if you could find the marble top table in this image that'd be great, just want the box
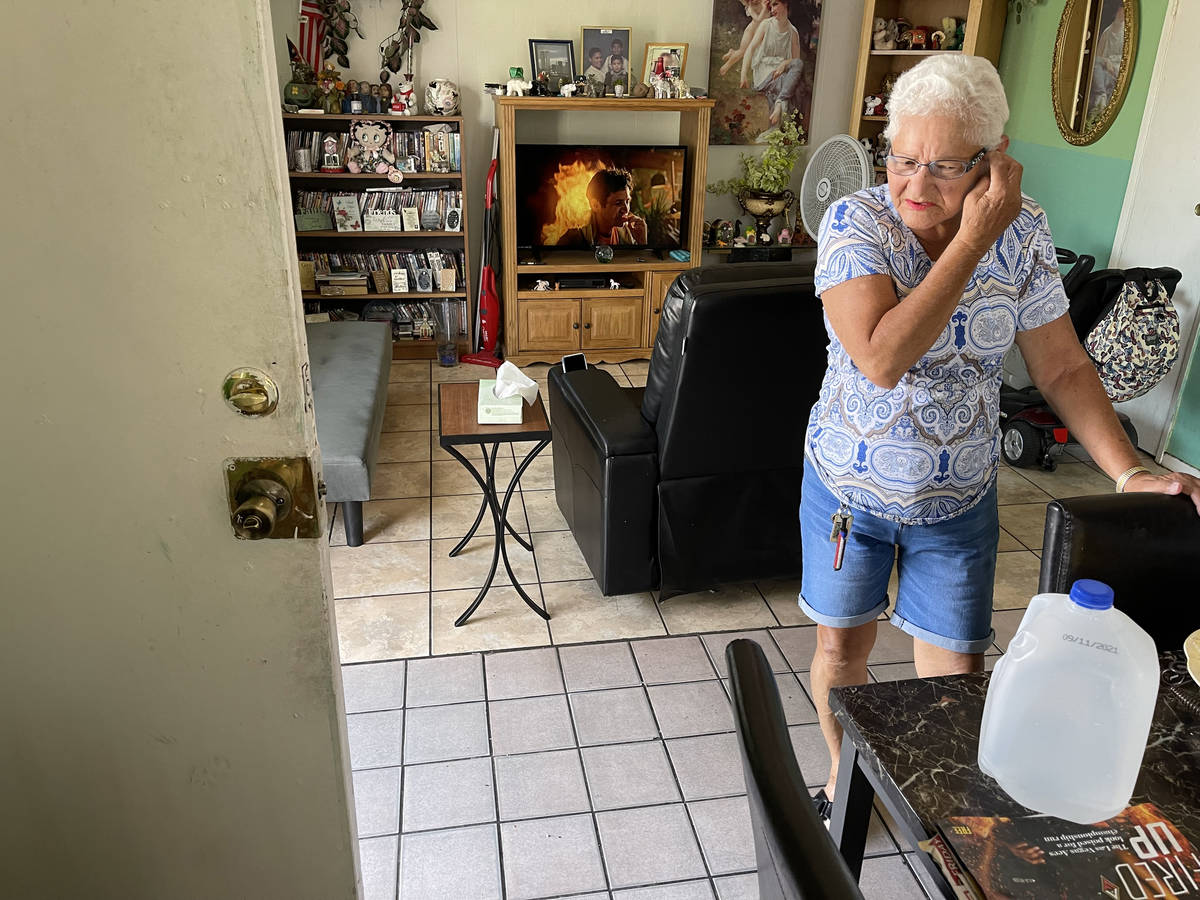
[828,652,1200,897]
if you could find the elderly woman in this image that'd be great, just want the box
[803,55,1200,818]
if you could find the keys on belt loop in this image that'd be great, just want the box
[830,506,853,572]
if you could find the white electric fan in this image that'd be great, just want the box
[799,134,874,240]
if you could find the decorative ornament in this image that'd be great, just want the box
[320,0,364,69]
[594,245,614,264]
[379,0,439,84]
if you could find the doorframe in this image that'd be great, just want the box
[1108,0,1188,459]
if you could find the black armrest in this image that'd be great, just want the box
[1040,492,1200,649]
[548,367,656,458]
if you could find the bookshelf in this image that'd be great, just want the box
[849,0,1007,146]
[282,113,472,361]
[491,96,715,366]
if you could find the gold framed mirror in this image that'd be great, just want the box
[1052,0,1138,145]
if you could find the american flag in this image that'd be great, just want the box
[297,0,325,72]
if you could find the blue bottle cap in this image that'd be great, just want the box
[1069,579,1114,610]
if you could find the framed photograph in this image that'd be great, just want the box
[528,39,577,93]
[580,25,633,95]
[641,42,689,85]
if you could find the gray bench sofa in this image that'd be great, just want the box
[306,321,392,546]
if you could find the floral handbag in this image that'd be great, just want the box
[1084,273,1181,403]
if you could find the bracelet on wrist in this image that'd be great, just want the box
[1115,465,1151,493]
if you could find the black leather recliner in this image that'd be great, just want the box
[547,263,825,599]
[1040,492,1200,649]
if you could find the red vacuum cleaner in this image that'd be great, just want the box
[462,132,503,368]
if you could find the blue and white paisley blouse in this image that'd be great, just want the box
[807,184,1068,525]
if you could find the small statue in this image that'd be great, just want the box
[940,17,962,50]
[379,83,393,110]
[532,72,552,96]
[674,79,693,99]
[608,279,620,290]
[505,78,532,96]
[778,227,792,245]
[908,26,929,50]
[426,78,461,115]
[317,63,343,115]
[509,66,524,80]
[533,279,551,291]
[342,79,359,113]
[394,77,417,115]
[370,84,383,114]
[864,95,885,117]
[559,82,578,97]
[873,17,898,50]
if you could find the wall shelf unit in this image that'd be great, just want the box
[492,96,716,365]
[282,113,471,361]
[850,0,1007,141]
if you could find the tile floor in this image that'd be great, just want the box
[330,358,1171,899]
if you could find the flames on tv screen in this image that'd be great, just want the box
[516,146,687,250]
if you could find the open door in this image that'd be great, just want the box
[2,2,357,897]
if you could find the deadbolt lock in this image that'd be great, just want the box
[225,457,320,540]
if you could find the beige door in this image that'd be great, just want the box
[3,3,357,898]
[582,296,645,350]
[520,299,582,351]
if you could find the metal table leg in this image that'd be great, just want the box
[448,439,551,627]
[448,442,530,557]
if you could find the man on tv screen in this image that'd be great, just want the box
[557,168,648,246]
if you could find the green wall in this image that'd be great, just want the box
[1167,352,1200,467]
[997,0,1170,263]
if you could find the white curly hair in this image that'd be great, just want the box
[883,55,1009,150]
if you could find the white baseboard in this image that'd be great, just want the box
[1160,453,1200,478]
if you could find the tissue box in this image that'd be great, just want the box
[477,380,523,424]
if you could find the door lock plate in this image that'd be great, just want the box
[224,457,320,540]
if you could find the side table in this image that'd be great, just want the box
[437,382,552,627]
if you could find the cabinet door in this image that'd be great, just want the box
[645,273,676,350]
[518,299,580,352]
[581,296,644,350]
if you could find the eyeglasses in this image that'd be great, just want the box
[885,148,987,180]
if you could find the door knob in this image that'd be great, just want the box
[573,322,580,329]
[584,322,591,329]
[231,474,293,540]
[224,457,320,540]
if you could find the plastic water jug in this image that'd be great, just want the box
[978,579,1159,824]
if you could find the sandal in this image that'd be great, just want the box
[812,788,833,822]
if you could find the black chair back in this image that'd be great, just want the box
[726,639,864,900]
[1039,493,1200,650]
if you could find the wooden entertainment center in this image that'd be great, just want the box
[492,96,715,366]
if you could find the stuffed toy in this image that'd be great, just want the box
[872,17,897,50]
[941,17,963,51]
[345,121,403,184]
[864,95,885,117]
[394,78,417,115]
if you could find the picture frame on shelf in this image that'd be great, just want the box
[580,25,633,96]
[641,42,688,85]
[528,39,577,93]
[445,207,462,231]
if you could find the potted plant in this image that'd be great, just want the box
[707,113,805,243]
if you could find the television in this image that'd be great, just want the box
[514,144,688,252]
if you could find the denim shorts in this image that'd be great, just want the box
[798,459,998,654]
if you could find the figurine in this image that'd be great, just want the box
[317,63,343,115]
[379,83,393,110]
[342,79,359,113]
[320,133,345,173]
[608,279,620,290]
[895,17,913,49]
[673,78,693,99]
[532,72,552,96]
[345,121,404,183]
[908,26,929,50]
[864,95,885,117]
[942,17,965,51]
[505,78,532,96]
[872,18,897,51]
[425,78,460,115]
[559,82,578,97]
[394,77,417,115]
[778,227,792,245]
[880,72,900,101]
[370,84,383,114]
[509,66,524,80]
[533,279,551,291]
[930,29,945,50]
[631,81,650,99]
